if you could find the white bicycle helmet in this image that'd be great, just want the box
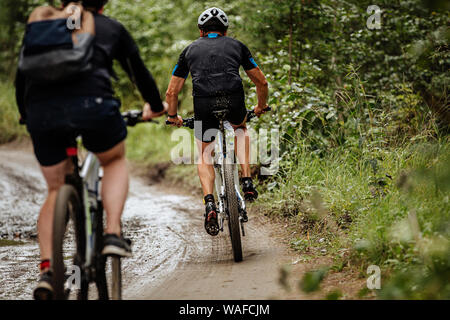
[197,7,229,30]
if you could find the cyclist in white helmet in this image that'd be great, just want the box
[160,7,269,236]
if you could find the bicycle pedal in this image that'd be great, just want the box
[239,208,249,223]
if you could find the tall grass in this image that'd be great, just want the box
[257,137,450,298]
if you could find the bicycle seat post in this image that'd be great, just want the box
[212,109,229,121]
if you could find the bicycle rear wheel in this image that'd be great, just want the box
[223,163,243,262]
[52,185,86,300]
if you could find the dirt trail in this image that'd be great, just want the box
[0,142,305,300]
[126,187,298,300]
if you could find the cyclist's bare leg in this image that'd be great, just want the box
[38,159,72,269]
[232,121,251,177]
[95,141,128,237]
[232,120,258,203]
[196,139,216,196]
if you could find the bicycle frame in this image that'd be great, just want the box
[79,150,103,268]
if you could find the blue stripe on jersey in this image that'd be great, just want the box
[208,33,219,38]
[249,57,258,68]
[172,64,189,79]
[172,64,179,75]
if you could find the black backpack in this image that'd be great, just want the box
[18,3,96,83]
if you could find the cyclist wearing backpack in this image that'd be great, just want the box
[162,8,269,236]
[15,0,167,299]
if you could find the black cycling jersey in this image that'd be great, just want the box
[172,34,258,97]
[15,12,163,120]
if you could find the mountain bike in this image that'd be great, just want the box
[51,110,150,300]
[166,107,270,262]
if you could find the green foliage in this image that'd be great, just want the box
[299,267,329,293]
[350,143,450,265]
[245,0,448,298]
[0,0,54,79]
[262,138,449,298]
[326,290,343,300]
[0,239,26,247]
[0,82,27,143]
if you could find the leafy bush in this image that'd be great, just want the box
[0,82,27,143]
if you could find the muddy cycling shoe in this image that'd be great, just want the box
[102,234,132,257]
[204,202,220,236]
[242,178,258,202]
[33,271,54,300]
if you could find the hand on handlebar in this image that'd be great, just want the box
[254,105,269,117]
[142,101,168,121]
[166,114,184,127]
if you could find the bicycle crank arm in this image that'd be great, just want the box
[240,218,246,237]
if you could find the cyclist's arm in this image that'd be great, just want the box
[119,52,164,112]
[166,48,189,121]
[15,68,27,123]
[246,67,269,111]
[240,42,269,114]
[166,76,186,116]
[117,25,164,113]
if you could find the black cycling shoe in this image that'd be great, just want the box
[204,202,220,236]
[242,178,258,202]
[33,271,54,300]
[102,234,132,257]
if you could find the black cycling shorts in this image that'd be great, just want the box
[26,96,127,167]
[193,91,247,143]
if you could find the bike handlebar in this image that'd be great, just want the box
[246,106,272,121]
[165,107,271,129]
[121,110,158,127]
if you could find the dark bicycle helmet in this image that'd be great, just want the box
[61,0,108,9]
[198,7,229,32]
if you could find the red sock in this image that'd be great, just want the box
[40,260,50,272]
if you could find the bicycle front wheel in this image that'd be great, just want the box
[223,163,243,262]
[52,185,86,300]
